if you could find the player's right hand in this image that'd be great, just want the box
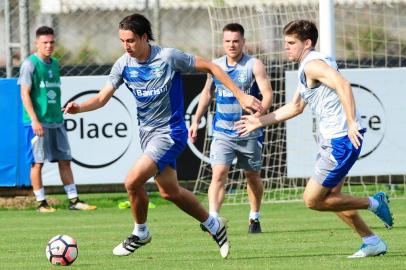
[235,115,262,136]
[188,122,199,144]
[32,120,44,137]
[238,93,263,115]
[63,102,81,114]
[347,121,363,149]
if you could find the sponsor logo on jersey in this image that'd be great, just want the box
[129,70,139,77]
[216,87,234,97]
[132,85,168,97]
[47,90,57,104]
[152,66,164,77]
[237,71,248,83]
[39,80,61,88]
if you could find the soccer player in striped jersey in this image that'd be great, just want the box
[236,20,393,258]
[64,14,263,258]
[189,23,273,233]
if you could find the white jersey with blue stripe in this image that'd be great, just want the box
[212,54,262,140]
[109,45,195,132]
[298,51,363,139]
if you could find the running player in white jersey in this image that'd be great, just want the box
[189,23,273,233]
[235,20,393,258]
[64,13,263,259]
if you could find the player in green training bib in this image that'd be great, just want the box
[18,26,96,212]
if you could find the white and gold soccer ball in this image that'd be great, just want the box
[45,235,78,266]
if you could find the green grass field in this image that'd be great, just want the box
[0,193,405,270]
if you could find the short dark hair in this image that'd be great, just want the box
[223,23,245,37]
[119,13,154,42]
[283,20,318,47]
[36,26,54,37]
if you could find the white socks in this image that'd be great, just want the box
[249,211,260,221]
[368,197,379,211]
[64,184,78,200]
[202,215,220,235]
[362,234,381,245]
[209,211,219,218]
[33,187,46,202]
[132,223,149,240]
[35,185,78,201]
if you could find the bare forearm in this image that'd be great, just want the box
[260,103,302,126]
[78,96,108,112]
[336,82,357,124]
[260,92,273,115]
[21,93,39,122]
[210,65,243,100]
[193,93,211,124]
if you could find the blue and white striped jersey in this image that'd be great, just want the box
[298,50,363,139]
[212,54,262,140]
[109,44,195,132]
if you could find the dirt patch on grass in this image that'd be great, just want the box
[0,196,61,210]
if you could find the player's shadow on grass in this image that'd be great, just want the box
[229,251,406,260]
[267,224,405,234]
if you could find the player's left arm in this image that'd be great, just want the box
[304,60,362,148]
[253,59,273,116]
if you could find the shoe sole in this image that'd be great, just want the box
[218,217,230,259]
[113,236,152,256]
[69,206,97,211]
[347,250,387,259]
[348,252,386,259]
[383,194,394,229]
[248,230,262,234]
[37,210,56,213]
[375,251,387,256]
[37,208,56,213]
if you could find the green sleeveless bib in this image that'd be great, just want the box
[22,54,63,124]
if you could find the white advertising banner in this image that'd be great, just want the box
[286,67,406,177]
[43,76,142,185]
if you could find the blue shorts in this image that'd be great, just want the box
[313,130,365,188]
[140,128,187,173]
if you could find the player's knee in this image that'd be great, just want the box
[31,163,43,170]
[58,160,71,170]
[303,194,320,210]
[210,175,226,186]
[211,167,228,184]
[124,181,134,192]
[338,210,357,219]
[159,189,180,202]
[124,179,142,192]
[211,172,227,185]
[246,171,261,182]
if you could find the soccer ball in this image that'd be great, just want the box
[45,235,78,266]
